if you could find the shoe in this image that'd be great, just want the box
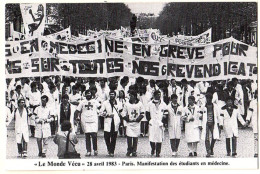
[194,152,197,157]
[206,153,211,158]
[38,152,42,157]
[189,152,193,157]
[85,152,91,157]
[210,151,214,156]
[155,153,160,157]
[41,153,46,158]
[140,133,144,137]
[227,152,231,156]
[126,151,131,157]
[23,151,28,158]
[172,152,176,156]
[232,152,237,157]
[94,151,98,156]
[254,153,258,158]
[17,152,22,158]
[132,152,137,157]
[151,150,155,156]
[109,153,114,157]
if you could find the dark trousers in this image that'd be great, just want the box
[50,120,57,135]
[226,136,237,154]
[17,135,27,154]
[85,133,97,152]
[104,131,118,154]
[119,124,126,136]
[99,117,104,129]
[170,139,180,152]
[127,136,138,153]
[141,121,149,135]
[205,122,216,154]
[30,125,35,136]
[150,142,162,154]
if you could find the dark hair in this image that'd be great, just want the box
[171,94,178,100]
[30,82,37,88]
[232,78,238,82]
[61,120,71,131]
[153,90,161,96]
[62,94,69,100]
[227,81,234,88]
[18,98,25,104]
[188,95,195,101]
[16,85,21,90]
[41,95,49,102]
[181,79,188,84]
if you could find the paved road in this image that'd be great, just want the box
[6,125,255,159]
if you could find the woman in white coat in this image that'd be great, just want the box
[246,90,258,157]
[167,94,183,156]
[220,96,246,157]
[6,98,30,158]
[182,96,202,157]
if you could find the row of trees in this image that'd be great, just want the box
[154,2,257,43]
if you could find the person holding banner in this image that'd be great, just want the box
[167,94,183,157]
[146,90,167,157]
[220,96,246,157]
[34,95,54,158]
[74,90,101,156]
[122,89,144,157]
[182,96,202,157]
[100,90,123,157]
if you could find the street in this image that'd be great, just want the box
[6,125,255,159]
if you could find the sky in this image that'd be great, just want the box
[125,2,166,16]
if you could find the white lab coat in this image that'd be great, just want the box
[147,100,167,143]
[220,106,246,138]
[200,104,220,140]
[167,103,183,139]
[100,99,123,132]
[246,99,258,133]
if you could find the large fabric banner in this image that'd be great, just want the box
[45,27,71,41]
[5,36,257,81]
[20,3,46,37]
[169,28,212,46]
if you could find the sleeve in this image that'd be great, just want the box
[6,108,14,126]
[34,107,40,123]
[246,102,254,121]
[76,101,83,112]
[237,110,246,125]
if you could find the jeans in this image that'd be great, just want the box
[85,133,97,152]
[205,122,216,154]
[104,131,118,154]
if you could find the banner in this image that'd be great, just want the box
[20,3,46,37]
[169,28,212,46]
[5,36,257,81]
[45,27,71,41]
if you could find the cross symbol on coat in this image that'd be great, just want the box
[85,102,93,110]
[131,109,138,118]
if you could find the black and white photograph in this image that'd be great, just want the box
[3,0,258,171]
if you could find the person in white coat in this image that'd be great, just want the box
[100,90,123,157]
[182,96,202,157]
[166,94,183,156]
[246,90,258,157]
[220,96,246,157]
[34,95,54,158]
[146,90,167,157]
[201,93,220,157]
[6,98,31,158]
[75,90,100,156]
[123,90,144,157]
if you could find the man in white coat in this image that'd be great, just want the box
[147,90,167,157]
[166,94,183,156]
[100,90,123,157]
[220,96,246,157]
[74,90,101,156]
[201,93,220,157]
[123,89,144,157]
[34,95,54,158]
[6,98,31,158]
[246,89,258,157]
